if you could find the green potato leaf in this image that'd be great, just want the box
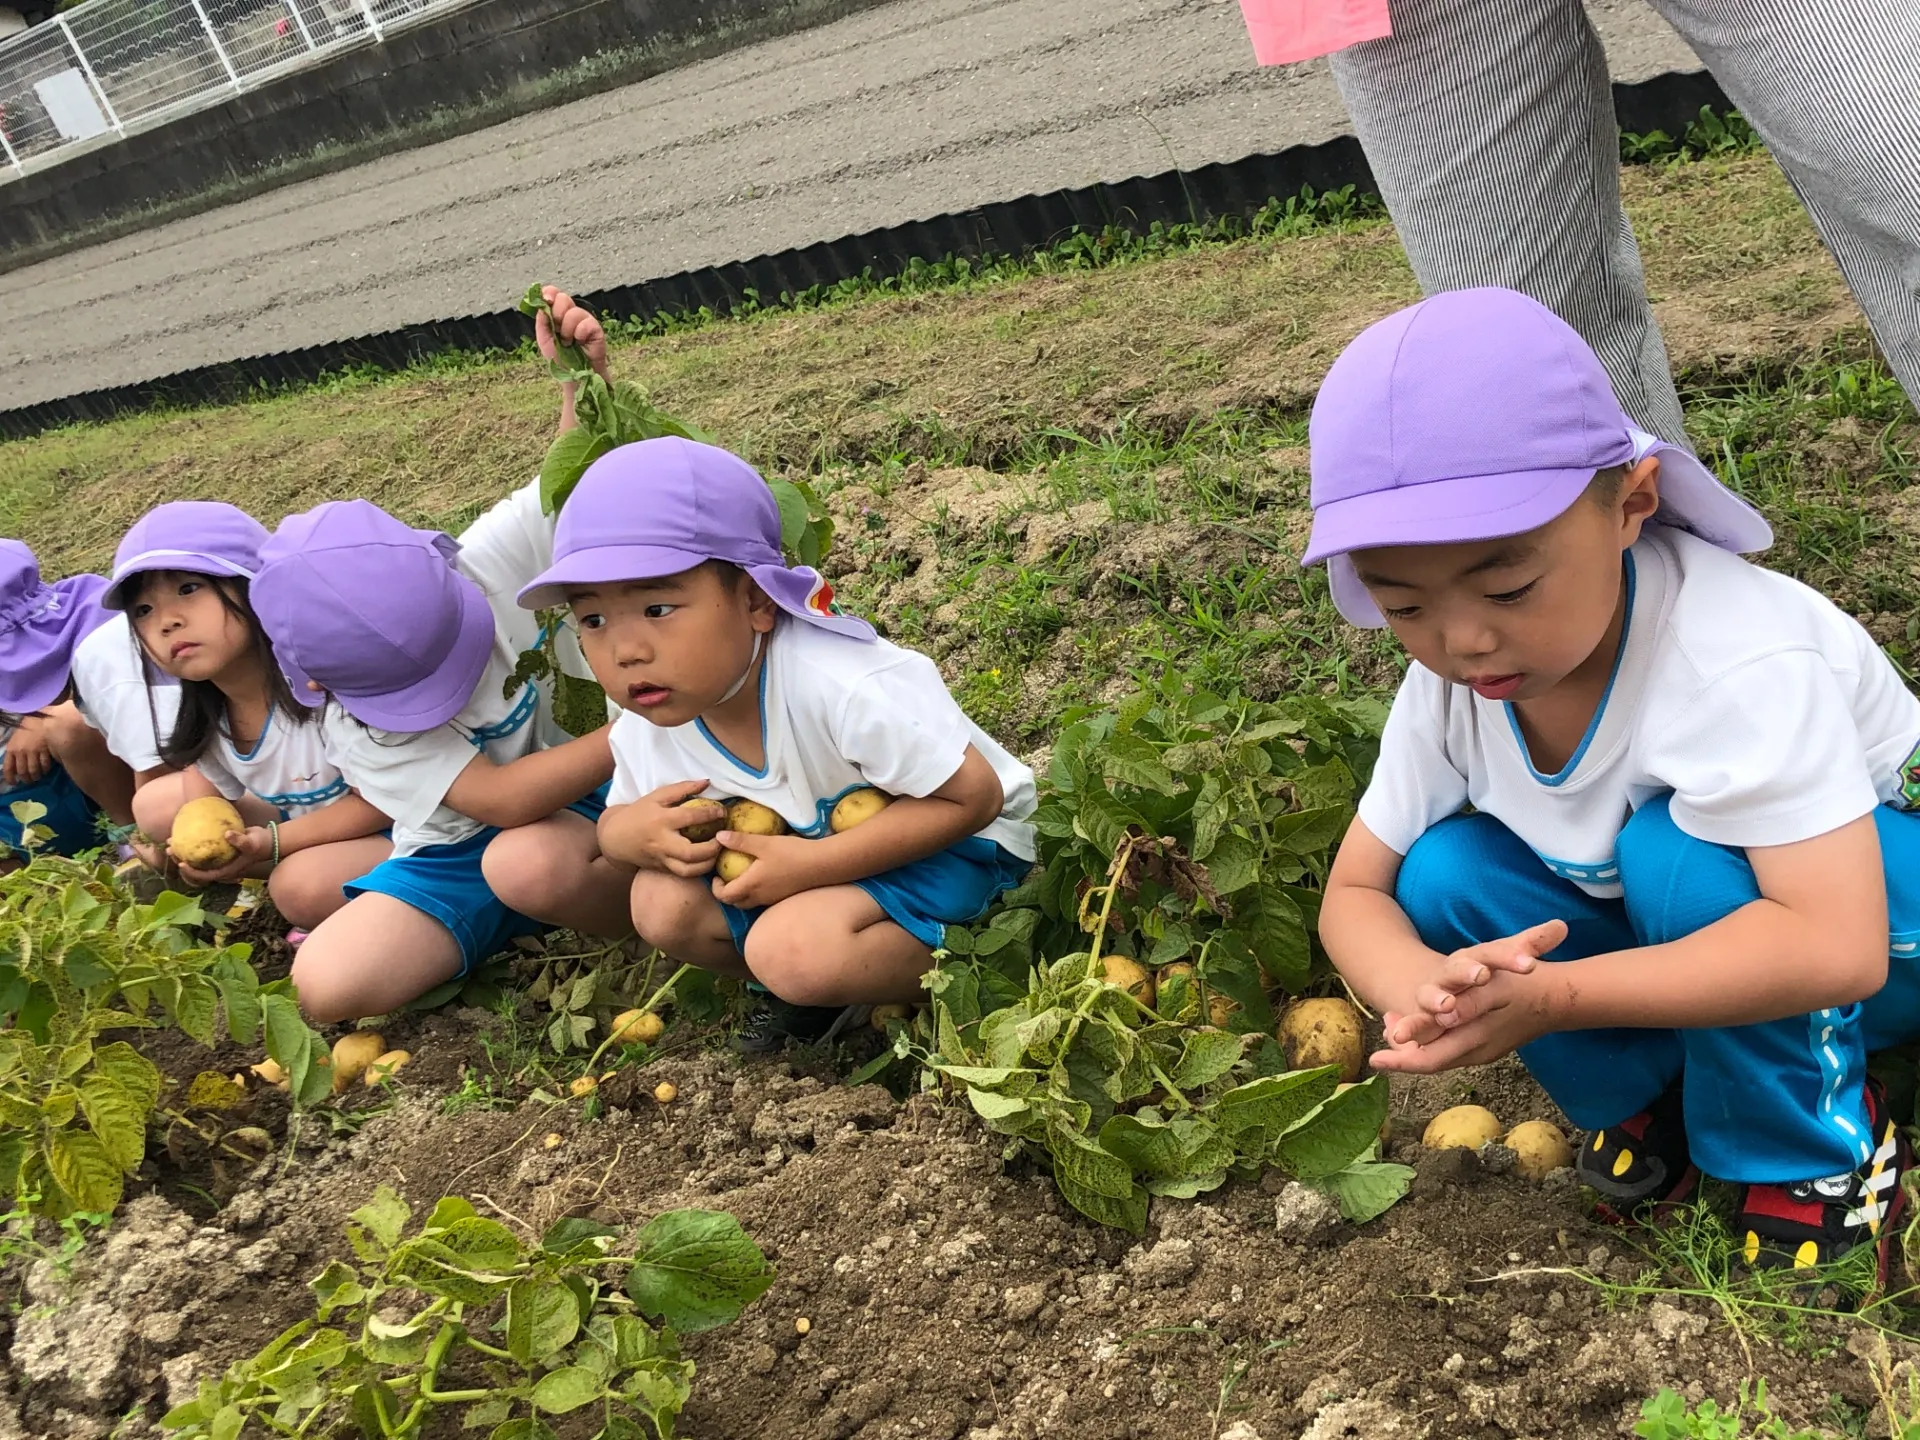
[625,1209,775,1334]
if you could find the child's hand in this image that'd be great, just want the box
[173,825,273,887]
[708,831,816,911]
[1373,966,1562,1074]
[1392,920,1566,1046]
[535,286,611,384]
[598,780,721,875]
[3,713,53,786]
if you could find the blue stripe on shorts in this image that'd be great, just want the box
[722,835,1032,952]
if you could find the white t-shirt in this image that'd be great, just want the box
[195,708,347,819]
[70,614,183,773]
[320,650,541,856]
[1359,527,1920,898]
[607,617,1037,860]
[455,478,605,743]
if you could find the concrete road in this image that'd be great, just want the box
[0,0,1698,409]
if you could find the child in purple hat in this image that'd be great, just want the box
[251,500,615,1023]
[1311,287,1920,1282]
[515,436,1037,1051]
[103,501,393,932]
[0,539,140,861]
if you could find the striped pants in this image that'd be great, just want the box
[1328,0,1920,445]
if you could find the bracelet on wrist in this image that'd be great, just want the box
[267,821,281,870]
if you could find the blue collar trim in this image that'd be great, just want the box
[1504,551,1637,787]
[696,663,770,779]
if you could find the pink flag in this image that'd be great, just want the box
[1237,0,1392,66]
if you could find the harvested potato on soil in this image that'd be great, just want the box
[363,1050,411,1086]
[1099,955,1155,1008]
[678,798,730,844]
[329,1032,387,1093]
[654,1081,678,1104]
[249,1058,288,1090]
[1504,1120,1574,1179]
[830,787,892,832]
[223,1126,274,1164]
[611,1009,665,1045]
[570,1075,599,1098]
[1423,1105,1503,1151]
[1278,997,1365,1083]
[170,796,246,868]
[870,1004,913,1029]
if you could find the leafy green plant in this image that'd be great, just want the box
[1635,1383,1836,1440]
[907,828,1410,1233]
[163,1187,775,1440]
[0,1194,109,1288]
[0,848,330,1217]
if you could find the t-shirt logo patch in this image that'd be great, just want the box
[1898,737,1920,808]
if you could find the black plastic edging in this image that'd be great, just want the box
[0,67,1730,442]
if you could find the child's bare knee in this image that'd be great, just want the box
[629,873,705,949]
[131,783,180,841]
[288,948,358,1025]
[268,856,340,929]
[743,927,835,1007]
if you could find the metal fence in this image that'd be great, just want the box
[0,0,470,178]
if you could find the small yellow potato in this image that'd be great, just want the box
[1277,998,1366,1084]
[363,1050,411,1086]
[653,1082,678,1104]
[1099,955,1155,1008]
[570,1075,599,1098]
[795,1317,811,1335]
[170,796,246,868]
[829,788,893,833]
[611,1009,665,1045]
[678,798,730,844]
[329,1032,388,1094]
[1504,1120,1575,1180]
[1423,1105,1504,1151]
[725,799,787,836]
[716,849,754,883]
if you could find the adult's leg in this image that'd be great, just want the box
[43,701,136,826]
[742,886,931,1008]
[629,870,750,980]
[1617,795,1874,1182]
[1394,810,1677,1128]
[1650,0,1920,403]
[1327,0,1689,441]
[288,892,463,1024]
[269,836,394,930]
[482,814,634,938]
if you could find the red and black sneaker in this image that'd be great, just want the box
[1735,1080,1909,1288]
[1578,1082,1700,1224]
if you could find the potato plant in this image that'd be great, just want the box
[163,1187,775,1440]
[0,838,331,1218]
[884,678,1404,1230]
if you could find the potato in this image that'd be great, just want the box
[726,799,788,836]
[223,1126,274,1165]
[611,1009,665,1045]
[171,796,246,868]
[795,1316,812,1336]
[1277,998,1366,1084]
[830,788,893,833]
[570,1075,599,1098]
[870,1003,913,1030]
[678,798,729,844]
[653,1081,678,1104]
[1208,993,1240,1029]
[543,1131,565,1150]
[249,1058,287,1087]
[1504,1120,1574,1180]
[1422,1105,1503,1151]
[1099,955,1155,1008]
[330,1032,387,1093]
[716,848,755,883]
[363,1050,411,1086]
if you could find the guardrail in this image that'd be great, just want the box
[0,0,467,177]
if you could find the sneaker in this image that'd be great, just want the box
[1736,1080,1909,1284]
[731,996,870,1055]
[1578,1083,1700,1223]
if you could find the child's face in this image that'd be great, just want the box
[569,563,778,726]
[1349,458,1661,704]
[129,570,253,684]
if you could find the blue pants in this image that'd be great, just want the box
[0,765,102,858]
[1396,797,1920,1184]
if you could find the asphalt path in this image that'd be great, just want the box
[0,0,1699,409]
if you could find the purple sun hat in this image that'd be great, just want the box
[1303,287,1772,628]
[252,500,496,732]
[516,437,877,641]
[104,500,271,610]
[0,541,112,713]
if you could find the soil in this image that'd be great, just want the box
[1,974,1895,1440]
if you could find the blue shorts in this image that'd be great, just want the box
[0,765,102,858]
[343,785,609,977]
[722,835,1032,952]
